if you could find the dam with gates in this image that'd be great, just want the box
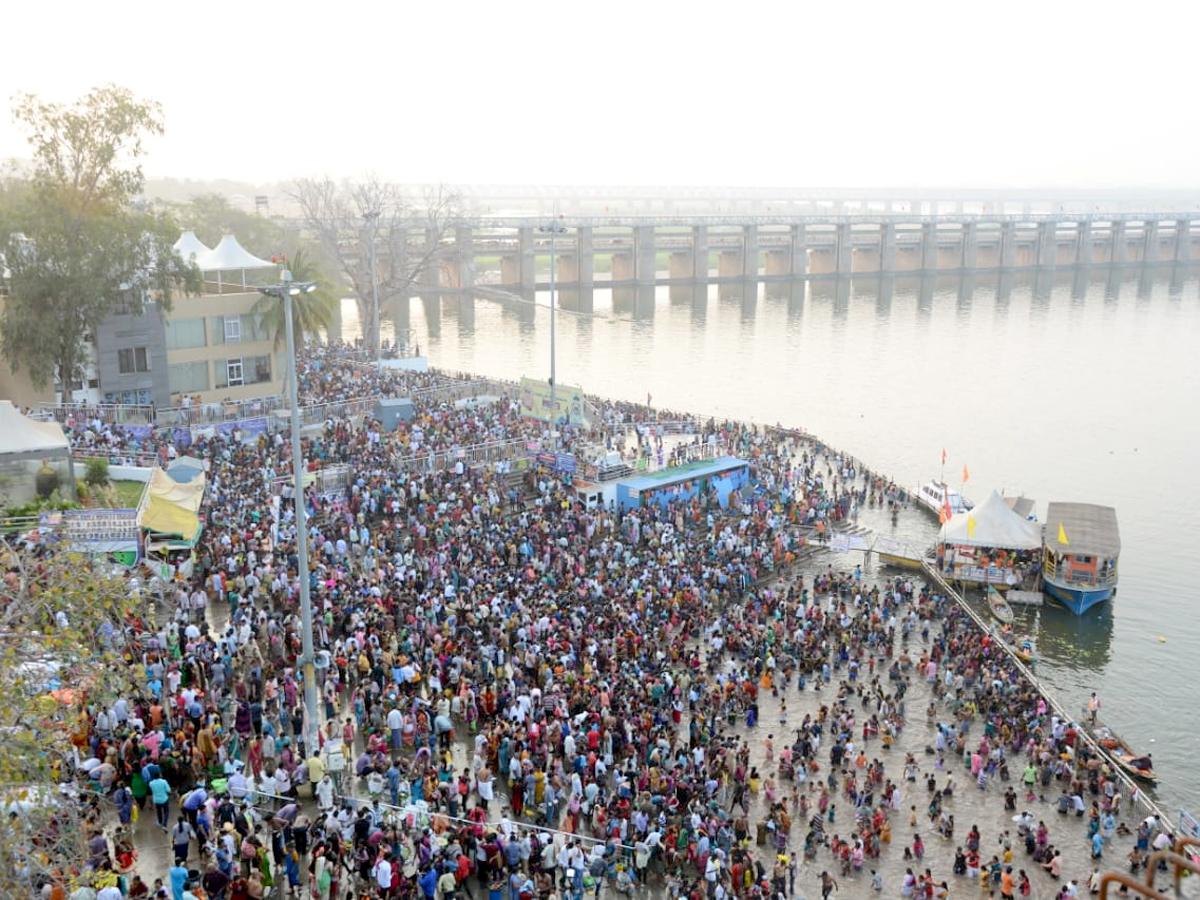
[396,211,1200,295]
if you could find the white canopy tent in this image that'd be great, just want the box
[938,489,1042,550]
[171,231,212,266]
[194,234,274,292]
[0,401,76,504]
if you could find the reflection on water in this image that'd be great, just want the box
[335,263,1200,815]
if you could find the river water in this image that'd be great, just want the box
[341,265,1200,820]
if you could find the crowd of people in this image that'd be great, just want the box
[17,345,1178,900]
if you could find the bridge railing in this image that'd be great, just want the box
[451,211,1198,229]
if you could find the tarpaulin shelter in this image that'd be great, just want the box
[136,467,205,549]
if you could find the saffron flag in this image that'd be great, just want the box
[940,498,952,524]
[941,447,947,465]
[1058,523,1069,545]
[962,464,969,484]
[967,515,977,538]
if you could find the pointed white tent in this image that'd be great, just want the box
[939,489,1042,549]
[172,231,212,266]
[195,234,274,292]
[200,235,273,271]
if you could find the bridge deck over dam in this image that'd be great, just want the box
[374,212,1200,292]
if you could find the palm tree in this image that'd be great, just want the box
[251,248,338,350]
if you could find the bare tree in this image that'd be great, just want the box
[291,177,461,355]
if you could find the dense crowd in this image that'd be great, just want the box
[20,347,1174,900]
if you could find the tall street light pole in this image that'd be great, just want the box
[364,211,381,364]
[258,264,319,759]
[540,211,565,450]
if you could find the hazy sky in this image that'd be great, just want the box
[3,0,1197,189]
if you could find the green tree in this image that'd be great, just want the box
[0,547,145,893]
[0,85,201,399]
[250,248,338,349]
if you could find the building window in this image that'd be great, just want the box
[169,360,209,394]
[223,316,241,343]
[244,354,272,385]
[216,358,245,389]
[165,317,206,350]
[117,347,151,374]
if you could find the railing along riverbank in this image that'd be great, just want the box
[921,561,1176,836]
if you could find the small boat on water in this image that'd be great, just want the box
[916,480,973,520]
[1042,502,1120,615]
[994,626,1035,664]
[874,537,928,572]
[1092,726,1156,784]
[987,586,1014,624]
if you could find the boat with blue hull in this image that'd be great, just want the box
[1042,502,1120,615]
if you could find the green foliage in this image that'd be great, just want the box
[251,248,338,349]
[4,490,81,519]
[83,457,109,489]
[0,85,202,395]
[0,548,143,888]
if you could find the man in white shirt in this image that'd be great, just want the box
[373,854,393,893]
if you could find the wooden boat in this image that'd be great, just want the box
[878,550,926,571]
[994,626,1035,663]
[987,586,1014,624]
[874,538,928,571]
[1092,726,1156,784]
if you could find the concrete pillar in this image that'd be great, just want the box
[881,223,897,271]
[921,223,938,271]
[424,227,441,288]
[961,222,978,270]
[999,222,1017,268]
[1175,219,1191,263]
[1077,221,1093,267]
[717,251,742,278]
[576,227,594,286]
[455,225,475,290]
[611,253,635,281]
[692,226,708,279]
[792,225,807,277]
[635,225,656,283]
[1110,221,1127,265]
[557,254,579,284]
[743,224,759,279]
[500,254,521,286]
[836,223,853,274]
[1036,222,1056,268]
[1143,221,1159,264]
[518,226,536,289]
[764,250,792,276]
[668,251,693,279]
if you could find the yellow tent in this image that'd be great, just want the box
[136,467,205,545]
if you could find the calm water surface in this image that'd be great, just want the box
[345,266,1200,818]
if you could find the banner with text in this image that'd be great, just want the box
[519,377,585,426]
